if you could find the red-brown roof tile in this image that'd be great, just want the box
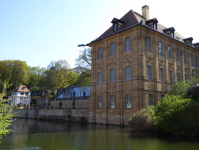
[97,10,139,40]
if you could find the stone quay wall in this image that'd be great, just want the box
[17,108,90,123]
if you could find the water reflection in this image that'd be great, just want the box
[1,119,199,150]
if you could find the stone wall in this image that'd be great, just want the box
[37,97,90,109]
[17,108,90,123]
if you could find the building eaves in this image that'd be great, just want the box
[87,23,141,45]
[142,24,199,51]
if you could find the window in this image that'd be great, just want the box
[178,73,181,82]
[196,56,198,67]
[110,43,115,56]
[21,92,24,95]
[184,52,186,63]
[125,66,131,81]
[154,24,156,30]
[168,46,171,58]
[159,42,163,55]
[110,96,115,109]
[171,32,174,38]
[160,68,163,82]
[114,24,117,31]
[148,94,153,106]
[98,47,102,60]
[191,55,194,66]
[126,95,131,109]
[148,66,152,81]
[147,38,151,51]
[185,75,188,81]
[110,69,115,83]
[98,97,102,109]
[169,71,173,84]
[125,38,130,52]
[98,72,102,85]
[176,49,180,61]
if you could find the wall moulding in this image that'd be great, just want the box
[107,62,116,69]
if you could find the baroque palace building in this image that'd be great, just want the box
[86,5,199,125]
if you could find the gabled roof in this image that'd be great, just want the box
[14,84,30,93]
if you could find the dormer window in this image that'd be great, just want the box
[163,27,175,38]
[183,37,193,46]
[111,18,124,32]
[193,43,199,49]
[154,24,156,30]
[114,24,117,31]
[171,33,174,38]
[145,18,158,30]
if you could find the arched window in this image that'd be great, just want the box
[184,52,186,63]
[168,46,171,58]
[191,55,194,66]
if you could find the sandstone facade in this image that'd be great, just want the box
[87,6,199,126]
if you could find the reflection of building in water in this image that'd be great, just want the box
[57,86,90,99]
[12,121,29,149]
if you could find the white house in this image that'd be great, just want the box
[11,84,31,108]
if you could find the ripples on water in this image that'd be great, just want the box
[1,118,199,150]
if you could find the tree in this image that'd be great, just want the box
[27,66,45,92]
[40,60,76,98]
[75,48,91,85]
[75,48,91,77]
[0,60,29,93]
[0,80,17,143]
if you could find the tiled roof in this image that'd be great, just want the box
[95,9,185,43]
[97,10,139,40]
[14,84,30,93]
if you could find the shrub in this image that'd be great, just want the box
[128,106,155,132]
[154,95,193,136]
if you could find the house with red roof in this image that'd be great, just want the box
[11,84,31,108]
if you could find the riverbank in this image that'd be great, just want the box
[17,108,89,123]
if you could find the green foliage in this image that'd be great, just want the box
[185,86,199,101]
[75,69,91,86]
[154,95,192,136]
[0,60,29,93]
[128,106,155,132]
[0,80,17,143]
[40,60,75,98]
[129,77,199,136]
[28,66,45,86]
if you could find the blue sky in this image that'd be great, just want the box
[0,0,198,68]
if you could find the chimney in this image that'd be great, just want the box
[142,5,149,20]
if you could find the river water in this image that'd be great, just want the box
[1,118,199,150]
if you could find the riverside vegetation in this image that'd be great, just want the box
[129,77,199,137]
[0,80,17,143]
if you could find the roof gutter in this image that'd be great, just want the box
[86,23,141,46]
[86,23,199,52]
[142,24,199,51]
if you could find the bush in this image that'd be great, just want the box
[129,77,199,136]
[154,95,193,136]
[128,106,155,132]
